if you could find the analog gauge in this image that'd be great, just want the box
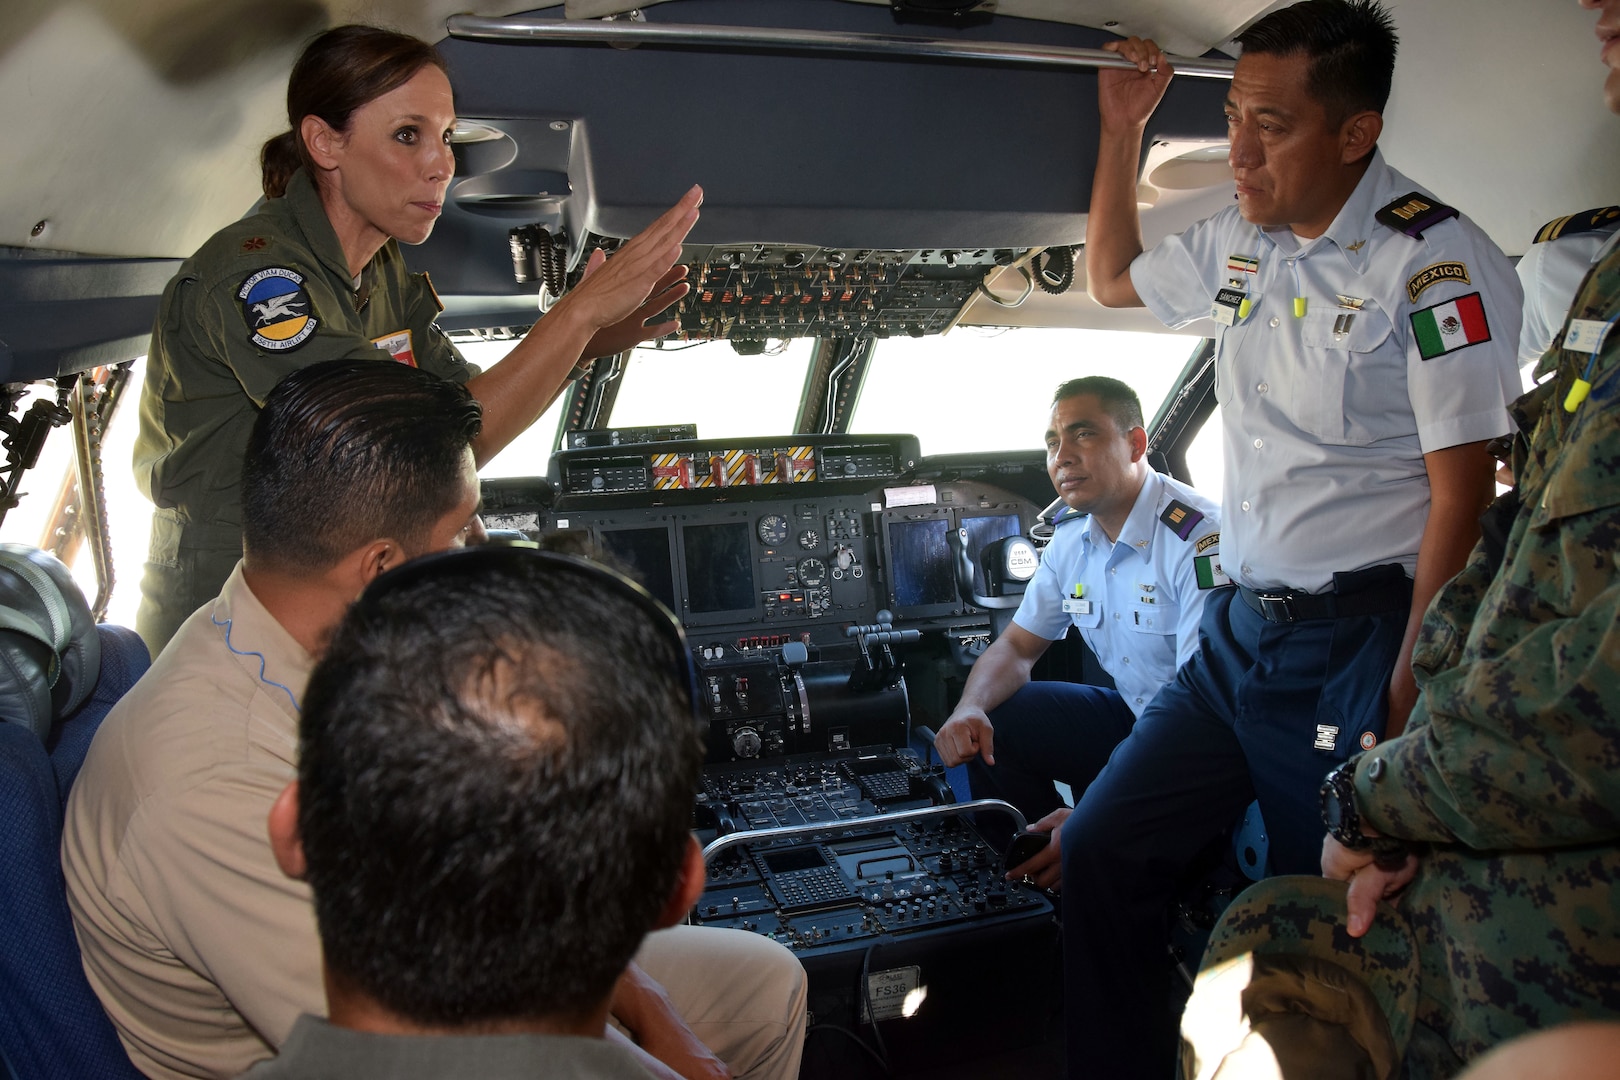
[798,529,821,550]
[757,513,789,546]
[797,557,828,587]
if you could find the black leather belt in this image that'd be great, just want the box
[1236,567,1411,624]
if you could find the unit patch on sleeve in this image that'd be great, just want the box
[238,267,317,351]
[1159,500,1206,540]
[372,329,418,367]
[1411,292,1492,360]
[1376,192,1459,239]
[1405,261,1470,303]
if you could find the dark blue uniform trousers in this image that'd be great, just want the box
[966,682,1138,824]
[1059,586,1406,1079]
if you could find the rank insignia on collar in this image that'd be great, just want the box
[1344,239,1367,252]
[240,236,267,253]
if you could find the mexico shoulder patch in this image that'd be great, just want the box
[239,267,317,351]
[1405,261,1470,304]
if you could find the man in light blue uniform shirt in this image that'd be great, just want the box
[935,377,1221,889]
[1073,1,1523,1076]
[1516,206,1620,378]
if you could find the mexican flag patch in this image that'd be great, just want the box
[1194,554,1230,590]
[1411,292,1491,360]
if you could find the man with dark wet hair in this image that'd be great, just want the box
[251,547,710,1078]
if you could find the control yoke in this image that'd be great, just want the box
[948,528,1041,639]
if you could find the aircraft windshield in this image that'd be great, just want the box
[0,327,1223,629]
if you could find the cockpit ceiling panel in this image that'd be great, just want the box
[557,0,1275,58]
[409,3,1233,309]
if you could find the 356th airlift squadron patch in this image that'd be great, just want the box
[238,267,318,351]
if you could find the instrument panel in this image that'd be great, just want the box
[480,435,1039,649]
[694,749,1051,955]
[481,433,1046,764]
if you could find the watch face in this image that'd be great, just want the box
[1320,785,1345,831]
[1320,765,1353,833]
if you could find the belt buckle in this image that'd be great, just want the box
[1254,591,1297,624]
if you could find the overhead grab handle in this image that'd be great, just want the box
[444,17,1238,80]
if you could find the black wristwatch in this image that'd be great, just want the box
[1321,758,1414,869]
[1320,759,1371,848]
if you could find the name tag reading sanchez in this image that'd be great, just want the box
[1210,287,1246,327]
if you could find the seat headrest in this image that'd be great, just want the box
[0,544,100,741]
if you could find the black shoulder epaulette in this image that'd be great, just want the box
[1159,500,1206,541]
[1375,192,1460,239]
[1533,205,1620,244]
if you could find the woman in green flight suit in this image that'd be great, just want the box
[132,24,700,653]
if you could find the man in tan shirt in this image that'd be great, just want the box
[62,360,808,1080]
[247,546,720,1078]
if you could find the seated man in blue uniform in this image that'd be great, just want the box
[1073,0,1523,1075]
[932,377,1221,889]
[248,547,711,1079]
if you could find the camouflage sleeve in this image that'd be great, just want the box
[1405,534,1494,689]
[1357,505,1620,848]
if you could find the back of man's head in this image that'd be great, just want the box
[241,360,483,575]
[296,549,702,1028]
[1237,0,1399,121]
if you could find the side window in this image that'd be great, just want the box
[0,360,155,628]
[1182,408,1224,504]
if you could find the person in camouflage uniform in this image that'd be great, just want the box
[1318,0,1620,1072]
